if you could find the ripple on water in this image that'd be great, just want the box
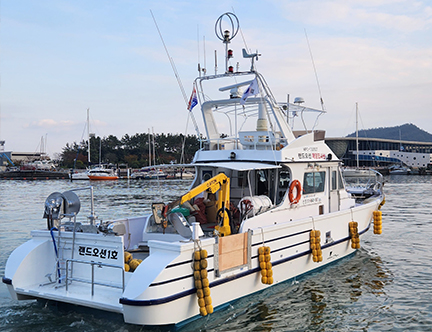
[2,176,432,331]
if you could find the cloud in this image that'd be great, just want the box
[274,0,432,32]
[26,119,75,128]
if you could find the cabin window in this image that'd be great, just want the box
[331,170,337,190]
[303,171,325,194]
[337,169,344,189]
[238,171,248,187]
[202,170,213,182]
[278,170,290,189]
[256,170,269,196]
[276,168,291,204]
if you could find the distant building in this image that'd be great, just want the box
[0,141,13,168]
[325,137,432,168]
[9,152,46,162]
[0,142,47,168]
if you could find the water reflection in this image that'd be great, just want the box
[309,288,326,326]
[186,247,393,332]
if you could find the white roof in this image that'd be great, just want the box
[191,162,281,171]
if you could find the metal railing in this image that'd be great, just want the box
[65,259,125,296]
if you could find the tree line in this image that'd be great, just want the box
[60,133,201,169]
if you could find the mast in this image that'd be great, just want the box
[152,127,156,167]
[356,102,359,168]
[215,12,239,73]
[148,129,151,167]
[40,136,44,157]
[99,137,101,165]
[87,108,91,164]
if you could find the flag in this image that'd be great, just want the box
[240,78,259,105]
[188,87,198,111]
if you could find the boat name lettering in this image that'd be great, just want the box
[303,147,318,152]
[78,246,118,260]
[298,152,326,160]
[302,196,322,205]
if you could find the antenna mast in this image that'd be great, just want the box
[150,10,200,137]
[305,29,325,111]
[214,50,218,75]
[356,102,359,168]
[87,108,90,164]
[215,12,239,73]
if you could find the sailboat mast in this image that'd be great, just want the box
[148,129,151,167]
[87,108,91,164]
[40,136,44,157]
[152,127,156,167]
[356,102,359,168]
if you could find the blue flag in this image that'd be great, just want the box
[188,87,198,111]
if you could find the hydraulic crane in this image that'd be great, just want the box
[152,173,232,236]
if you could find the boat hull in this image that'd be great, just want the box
[121,205,376,325]
[88,175,119,180]
[3,192,382,327]
[121,235,361,325]
[70,171,90,180]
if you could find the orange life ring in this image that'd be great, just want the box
[288,180,302,204]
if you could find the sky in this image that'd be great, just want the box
[1,0,431,158]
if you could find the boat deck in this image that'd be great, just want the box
[16,280,124,313]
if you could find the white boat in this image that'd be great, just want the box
[131,167,167,179]
[72,164,119,180]
[175,169,195,179]
[70,109,93,180]
[389,164,410,175]
[87,165,119,180]
[70,169,90,180]
[21,159,56,171]
[389,129,411,175]
[345,169,384,201]
[342,103,375,179]
[342,167,375,178]
[2,13,385,327]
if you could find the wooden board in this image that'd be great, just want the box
[218,232,248,272]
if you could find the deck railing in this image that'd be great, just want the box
[65,259,125,296]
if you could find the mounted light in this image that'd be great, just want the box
[224,30,230,41]
[230,152,236,160]
[228,49,233,58]
[228,66,234,73]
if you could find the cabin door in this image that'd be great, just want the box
[329,167,340,212]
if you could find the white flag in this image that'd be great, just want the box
[240,78,259,105]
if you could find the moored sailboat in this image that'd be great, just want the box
[342,103,375,178]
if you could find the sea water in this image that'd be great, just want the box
[1,176,431,331]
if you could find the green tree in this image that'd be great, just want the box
[60,132,200,168]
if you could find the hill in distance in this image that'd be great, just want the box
[346,123,432,143]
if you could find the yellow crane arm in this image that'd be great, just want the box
[157,173,232,236]
[179,173,227,204]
